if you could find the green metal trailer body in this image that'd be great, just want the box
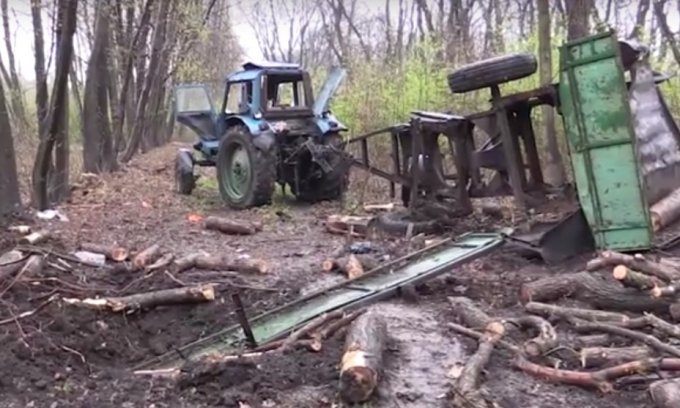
[558,32,653,251]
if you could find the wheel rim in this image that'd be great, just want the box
[223,143,251,201]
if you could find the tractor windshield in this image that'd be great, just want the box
[264,73,310,111]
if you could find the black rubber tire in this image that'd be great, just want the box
[294,133,350,203]
[216,127,276,209]
[368,210,442,236]
[447,53,538,94]
[175,149,195,195]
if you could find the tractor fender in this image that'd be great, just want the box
[223,116,264,138]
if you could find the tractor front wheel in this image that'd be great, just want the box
[216,127,276,209]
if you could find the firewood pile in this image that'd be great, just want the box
[448,250,680,408]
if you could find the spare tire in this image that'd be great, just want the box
[368,210,443,236]
[448,53,538,94]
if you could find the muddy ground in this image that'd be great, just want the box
[0,143,655,407]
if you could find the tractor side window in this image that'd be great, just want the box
[175,86,213,113]
[224,82,250,114]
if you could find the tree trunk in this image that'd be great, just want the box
[82,0,117,173]
[31,0,78,210]
[31,0,48,139]
[629,0,650,40]
[537,0,565,186]
[0,74,20,215]
[122,0,171,162]
[565,0,591,40]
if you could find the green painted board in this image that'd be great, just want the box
[558,31,652,251]
[136,233,503,370]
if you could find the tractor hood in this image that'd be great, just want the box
[313,67,347,117]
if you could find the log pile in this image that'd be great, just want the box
[449,250,680,407]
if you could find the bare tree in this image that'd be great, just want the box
[565,0,591,40]
[0,65,20,215]
[629,0,650,40]
[653,0,680,66]
[32,0,78,210]
[31,0,49,138]
[1,0,26,125]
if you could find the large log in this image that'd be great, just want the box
[650,378,680,408]
[63,285,215,312]
[339,309,387,404]
[587,251,680,282]
[520,272,673,313]
[194,254,268,274]
[80,242,129,262]
[204,216,262,235]
[651,187,680,232]
[580,346,653,368]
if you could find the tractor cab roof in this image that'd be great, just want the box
[226,61,303,82]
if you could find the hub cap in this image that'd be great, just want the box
[223,144,251,201]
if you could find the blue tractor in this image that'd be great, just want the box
[173,62,350,209]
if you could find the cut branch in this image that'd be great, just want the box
[510,316,558,358]
[80,243,128,262]
[586,251,680,281]
[572,320,680,358]
[281,310,344,353]
[194,255,268,274]
[63,285,215,312]
[132,244,161,270]
[580,346,654,368]
[525,301,632,323]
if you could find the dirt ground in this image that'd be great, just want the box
[0,143,656,407]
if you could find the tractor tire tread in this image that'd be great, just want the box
[217,127,276,209]
[447,53,537,94]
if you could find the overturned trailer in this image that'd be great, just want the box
[345,31,680,262]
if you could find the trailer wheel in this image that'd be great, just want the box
[447,53,537,94]
[175,149,196,195]
[216,127,276,209]
[369,210,442,236]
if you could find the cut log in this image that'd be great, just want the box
[204,216,262,235]
[63,285,215,312]
[7,225,31,234]
[510,316,558,358]
[514,356,680,393]
[253,338,322,353]
[339,309,387,404]
[322,254,379,279]
[613,265,662,290]
[194,255,268,274]
[448,296,492,328]
[452,321,506,407]
[651,187,680,232]
[586,251,680,282]
[650,378,680,408]
[520,272,673,313]
[524,301,632,323]
[147,253,175,271]
[575,334,613,348]
[652,282,680,298]
[580,346,654,368]
[326,214,371,237]
[447,322,520,354]
[18,230,50,245]
[174,253,203,272]
[80,243,129,262]
[132,244,161,270]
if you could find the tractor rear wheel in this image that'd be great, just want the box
[216,127,276,209]
[293,133,350,203]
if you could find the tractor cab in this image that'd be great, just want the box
[172,61,350,210]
